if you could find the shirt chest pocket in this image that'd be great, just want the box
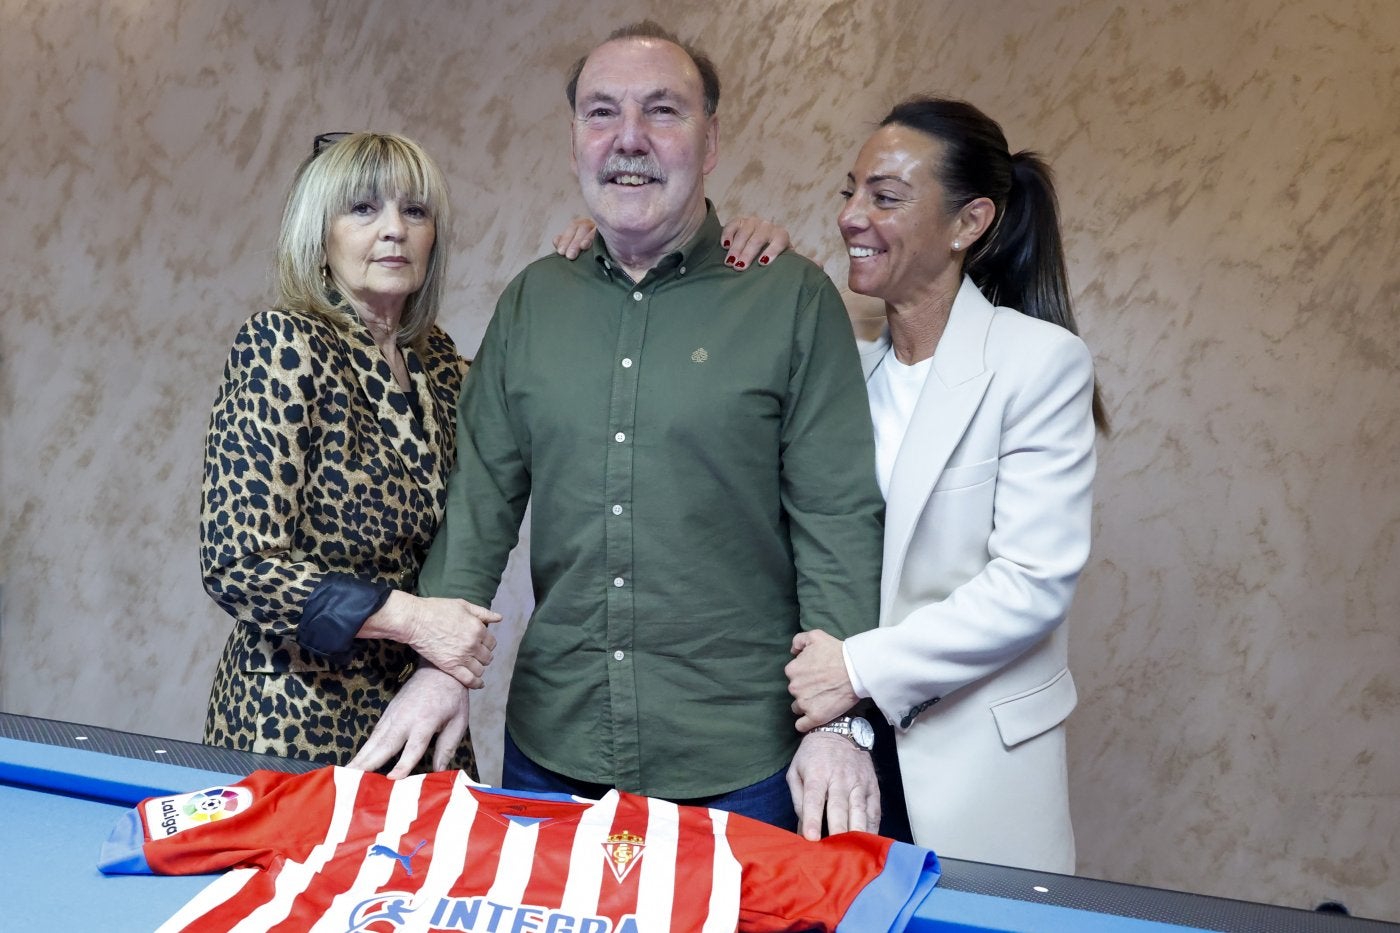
[930,456,997,493]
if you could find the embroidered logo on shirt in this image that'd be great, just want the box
[690,348,708,363]
[145,785,253,837]
[601,830,646,882]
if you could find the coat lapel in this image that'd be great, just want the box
[401,344,452,503]
[878,277,995,614]
[339,310,441,496]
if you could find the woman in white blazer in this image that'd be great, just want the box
[785,97,1107,872]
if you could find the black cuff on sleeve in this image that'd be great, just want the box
[297,573,394,664]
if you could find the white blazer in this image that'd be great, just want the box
[845,276,1096,873]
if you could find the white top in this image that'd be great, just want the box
[867,349,934,499]
[843,348,934,700]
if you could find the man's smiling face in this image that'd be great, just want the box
[569,37,718,266]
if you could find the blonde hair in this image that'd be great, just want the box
[276,133,451,348]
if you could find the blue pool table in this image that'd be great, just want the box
[1,713,1390,932]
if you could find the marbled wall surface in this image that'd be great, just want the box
[2,0,1397,920]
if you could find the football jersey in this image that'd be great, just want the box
[99,767,939,932]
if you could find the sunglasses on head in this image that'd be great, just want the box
[312,132,353,156]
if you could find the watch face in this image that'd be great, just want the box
[850,717,875,750]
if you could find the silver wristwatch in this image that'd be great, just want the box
[812,715,875,751]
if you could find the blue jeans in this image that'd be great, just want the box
[502,730,799,832]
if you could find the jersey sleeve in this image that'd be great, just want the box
[727,811,941,932]
[98,769,335,877]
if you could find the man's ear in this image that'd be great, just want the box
[702,115,720,176]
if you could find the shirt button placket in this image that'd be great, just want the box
[605,282,645,789]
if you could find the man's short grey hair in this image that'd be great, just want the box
[564,20,721,116]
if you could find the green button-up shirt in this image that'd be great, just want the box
[420,208,883,798]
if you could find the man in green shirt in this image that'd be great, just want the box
[355,21,884,838]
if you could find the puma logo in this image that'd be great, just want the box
[369,839,428,876]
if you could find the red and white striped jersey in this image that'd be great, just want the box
[100,767,939,933]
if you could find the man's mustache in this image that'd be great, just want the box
[598,155,666,184]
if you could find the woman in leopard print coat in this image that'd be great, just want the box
[200,133,496,773]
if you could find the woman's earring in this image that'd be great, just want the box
[321,265,331,289]
[952,240,961,251]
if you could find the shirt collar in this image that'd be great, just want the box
[590,201,724,284]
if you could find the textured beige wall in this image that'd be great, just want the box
[2,0,1397,921]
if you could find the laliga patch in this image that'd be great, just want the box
[145,785,253,837]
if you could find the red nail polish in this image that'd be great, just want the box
[759,256,770,265]
[725,255,735,265]
[722,239,731,248]
[735,260,746,269]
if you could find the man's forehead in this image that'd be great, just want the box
[575,37,703,101]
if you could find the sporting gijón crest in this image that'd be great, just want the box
[601,830,645,882]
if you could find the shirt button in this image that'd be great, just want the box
[611,504,623,515]
[614,431,626,443]
[679,266,687,275]
[632,291,643,301]
[613,650,625,661]
[621,358,633,368]
[613,577,625,587]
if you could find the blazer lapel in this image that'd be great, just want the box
[879,277,995,614]
[339,310,439,494]
[404,345,452,504]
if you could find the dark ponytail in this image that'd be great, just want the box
[880,97,1108,433]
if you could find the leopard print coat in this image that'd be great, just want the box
[200,305,473,772]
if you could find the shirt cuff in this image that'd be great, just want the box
[297,573,393,664]
[842,641,871,700]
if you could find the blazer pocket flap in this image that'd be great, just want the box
[989,668,1077,748]
[931,457,998,493]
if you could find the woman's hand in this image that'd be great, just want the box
[360,591,501,690]
[552,216,598,260]
[551,215,792,269]
[720,216,790,270]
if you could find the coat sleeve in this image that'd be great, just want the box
[199,311,338,638]
[845,325,1096,725]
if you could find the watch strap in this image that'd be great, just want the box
[812,715,873,750]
